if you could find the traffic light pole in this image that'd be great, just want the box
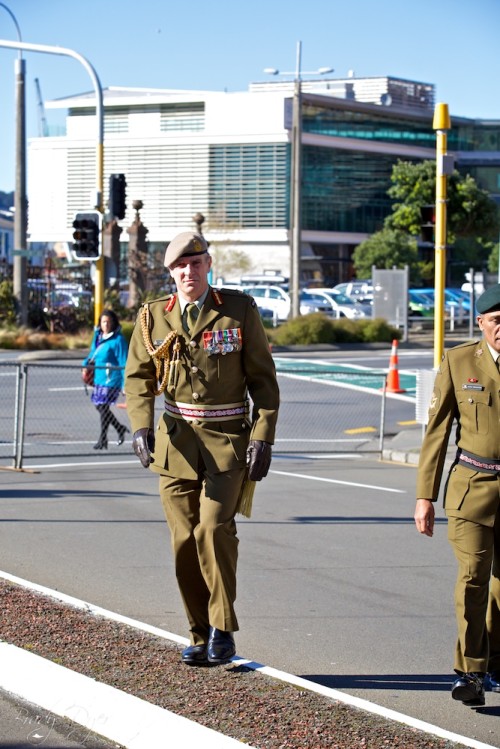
[0,38,104,325]
[432,103,451,370]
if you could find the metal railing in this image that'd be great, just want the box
[0,361,393,469]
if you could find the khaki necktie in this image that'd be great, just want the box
[184,303,199,333]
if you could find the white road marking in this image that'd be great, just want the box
[270,469,406,493]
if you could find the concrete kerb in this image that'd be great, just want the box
[0,570,496,749]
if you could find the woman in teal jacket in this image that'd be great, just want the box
[83,309,129,449]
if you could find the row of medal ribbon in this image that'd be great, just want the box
[203,328,242,355]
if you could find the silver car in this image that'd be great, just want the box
[303,289,371,319]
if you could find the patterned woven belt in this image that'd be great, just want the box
[458,450,500,474]
[164,397,249,423]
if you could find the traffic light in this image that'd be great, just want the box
[109,173,127,220]
[420,204,435,243]
[72,211,101,260]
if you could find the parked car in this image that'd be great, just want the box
[243,285,331,321]
[306,288,371,319]
[332,281,373,305]
[215,283,275,321]
[419,287,471,319]
[408,289,435,317]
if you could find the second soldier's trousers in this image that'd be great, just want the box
[159,465,246,645]
[447,510,500,674]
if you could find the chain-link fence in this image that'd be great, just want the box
[0,361,396,469]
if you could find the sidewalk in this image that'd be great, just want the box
[1,561,496,749]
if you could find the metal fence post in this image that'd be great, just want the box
[379,376,387,453]
[12,362,22,467]
[15,362,28,470]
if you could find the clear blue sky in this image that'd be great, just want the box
[1,0,499,193]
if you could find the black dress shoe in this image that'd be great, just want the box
[207,627,235,665]
[487,671,500,692]
[451,672,485,706]
[116,425,129,446]
[181,644,208,666]
[93,439,108,450]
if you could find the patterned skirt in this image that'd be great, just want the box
[91,385,121,406]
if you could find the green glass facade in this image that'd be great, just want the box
[303,102,500,154]
[302,146,400,234]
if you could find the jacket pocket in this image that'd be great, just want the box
[456,389,491,435]
[444,463,474,511]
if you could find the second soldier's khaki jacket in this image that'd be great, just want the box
[416,338,500,526]
[125,287,280,479]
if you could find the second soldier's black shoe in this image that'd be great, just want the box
[487,671,500,692]
[451,672,485,706]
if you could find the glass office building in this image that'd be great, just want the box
[27,76,500,285]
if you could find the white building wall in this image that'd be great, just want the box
[28,89,292,249]
[28,141,69,243]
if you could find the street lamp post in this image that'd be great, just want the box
[0,37,104,326]
[0,3,28,325]
[265,41,333,318]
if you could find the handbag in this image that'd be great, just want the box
[82,360,95,386]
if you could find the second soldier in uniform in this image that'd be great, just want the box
[125,231,280,666]
[415,284,500,706]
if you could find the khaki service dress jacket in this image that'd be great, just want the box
[417,338,500,526]
[125,287,280,479]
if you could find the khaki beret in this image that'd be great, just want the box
[164,232,208,268]
[476,284,500,314]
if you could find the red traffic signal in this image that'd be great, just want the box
[72,211,101,260]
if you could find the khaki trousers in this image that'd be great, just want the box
[159,466,246,646]
[447,511,500,674]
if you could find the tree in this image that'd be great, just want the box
[353,160,500,284]
[386,160,499,243]
[210,246,252,282]
[352,228,420,282]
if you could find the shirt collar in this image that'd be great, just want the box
[485,341,500,363]
[178,287,209,314]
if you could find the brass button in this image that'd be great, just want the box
[191,366,198,373]
[192,393,199,401]
[189,340,197,348]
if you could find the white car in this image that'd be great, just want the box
[243,285,332,321]
[332,281,374,304]
[304,289,371,319]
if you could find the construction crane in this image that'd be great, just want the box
[34,77,48,137]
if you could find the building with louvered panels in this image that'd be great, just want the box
[27,75,500,286]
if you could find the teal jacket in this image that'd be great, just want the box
[83,327,128,389]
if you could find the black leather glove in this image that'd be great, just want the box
[246,440,272,481]
[132,428,155,468]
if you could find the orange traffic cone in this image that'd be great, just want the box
[384,339,406,393]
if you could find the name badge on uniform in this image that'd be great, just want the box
[203,328,242,356]
[462,383,484,390]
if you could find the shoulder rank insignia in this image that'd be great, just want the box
[211,289,223,306]
[164,294,177,313]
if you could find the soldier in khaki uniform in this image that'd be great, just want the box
[415,284,500,706]
[125,232,279,666]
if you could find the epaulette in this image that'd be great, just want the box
[449,338,482,352]
[214,287,246,298]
